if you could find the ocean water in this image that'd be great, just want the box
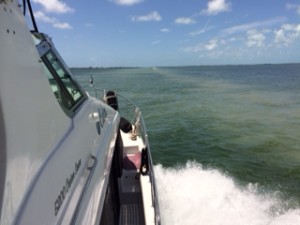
[73,64,300,225]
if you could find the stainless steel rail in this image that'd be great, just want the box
[86,87,161,225]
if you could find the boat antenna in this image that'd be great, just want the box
[22,0,39,32]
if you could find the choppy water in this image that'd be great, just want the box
[73,64,300,225]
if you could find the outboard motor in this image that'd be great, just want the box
[104,90,118,111]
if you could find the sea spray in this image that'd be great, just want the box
[154,162,300,225]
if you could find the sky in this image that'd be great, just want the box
[28,0,300,67]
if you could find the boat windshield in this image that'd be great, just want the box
[41,50,86,115]
[32,32,87,116]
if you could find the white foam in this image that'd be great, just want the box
[154,162,300,225]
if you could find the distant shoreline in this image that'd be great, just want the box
[71,62,300,70]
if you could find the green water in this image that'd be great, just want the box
[73,64,300,224]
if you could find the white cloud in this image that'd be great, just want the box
[32,0,74,14]
[32,0,73,30]
[160,28,170,32]
[131,11,161,22]
[34,11,73,29]
[201,0,231,16]
[175,17,196,25]
[53,22,72,30]
[246,30,266,48]
[34,10,56,23]
[274,23,300,46]
[274,29,287,45]
[222,17,287,35]
[183,39,219,53]
[188,26,214,37]
[286,3,300,15]
[110,0,143,6]
[182,44,202,53]
[204,39,218,50]
[188,29,206,36]
[180,20,300,63]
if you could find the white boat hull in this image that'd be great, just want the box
[0,1,160,225]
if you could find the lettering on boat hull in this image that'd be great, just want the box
[54,159,82,216]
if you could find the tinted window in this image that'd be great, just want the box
[42,51,86,116]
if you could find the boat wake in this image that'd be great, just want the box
[154,162,300,225]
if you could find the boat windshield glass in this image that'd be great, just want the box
[41,50,86,115]
[45,52,83,103]
[41,62,73,111]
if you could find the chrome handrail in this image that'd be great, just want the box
[114,93,161,225]
[85,86,161,225]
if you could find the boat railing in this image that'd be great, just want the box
[85,87,144,139]
[112,92,161,225]
[85,86,161,225]
[138,112,161,225]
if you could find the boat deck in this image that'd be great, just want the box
[118,169,145,225]
[119,204,144,225]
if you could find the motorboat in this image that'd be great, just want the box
[0,0,160,224]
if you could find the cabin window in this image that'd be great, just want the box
[41,63,72,111]
[45,52,83,102]
[41,50,86,116]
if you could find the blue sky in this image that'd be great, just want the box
[30,0,300,67]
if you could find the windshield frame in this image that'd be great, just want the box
[35,33,87,117]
